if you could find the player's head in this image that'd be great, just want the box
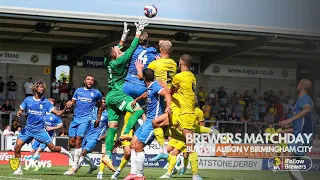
[102,45,123,61]
[31,80,47,96]
[159,40,172,55]
[297,79,312,93]
[101,97,106,109]
[84,75,94,89]
[48,98,55,105]
[179,54,192,71]
[9,75,13,81]
[143,68,155,83]
[139,32,149,46]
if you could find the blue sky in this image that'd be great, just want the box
[0,0,319,33]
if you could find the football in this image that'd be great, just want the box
[144,4,157,18]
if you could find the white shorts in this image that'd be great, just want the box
[60,93,68,101]
[8,91,16,100]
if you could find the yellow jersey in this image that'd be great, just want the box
[195,107,204,124]
[172,71,196,114]
[147,58,177,87]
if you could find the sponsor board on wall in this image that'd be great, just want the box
[5,136,55,152]
[0,51,51,65]
[204,64,296,80]
[0,152,69,166]
[193,157,262,170]
[215,144,277,158]
[82,56,104,68]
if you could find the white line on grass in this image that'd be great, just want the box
[0,176,42,180]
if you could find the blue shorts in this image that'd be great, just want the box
[288,133,313,156]
[18,128,52,145]
[82,138,98,152]
[69,120,90,138]
[134,119,154,145]
[32,131,54,151]
[123,82,146,106]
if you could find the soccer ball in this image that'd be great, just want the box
[144,5,157,18]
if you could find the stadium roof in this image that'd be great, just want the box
[0,6,319,72]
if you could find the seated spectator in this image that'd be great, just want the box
[258,96,268,120]
[1,99,13,127]
[225,103,232,116]
[275,101,284,120]
[241,115,252,123]
[218,106,228,121]
[198,86,207,107]
[252,100,259,121]
[14,126,21,136]
[211,101,221,115]
[217,86,227,99]
[267,90,278,105]
[269,103,277,118]
[229,112,239,121]
[243,90,251,106]
[3,125,14,136]
[246,102,253,116]
[202,101,211,120]
[209,89,216,103]
[11,116,21,132]
[278,90,285,104]
[264,113,274,124]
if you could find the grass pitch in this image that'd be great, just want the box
[0,165,318,180]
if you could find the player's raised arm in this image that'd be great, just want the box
[135,59,145,79]
[118,22,130,47]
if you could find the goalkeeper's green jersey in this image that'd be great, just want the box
[104,37,139,90]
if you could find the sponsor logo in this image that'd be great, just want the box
[212,65,220,74]
[281,70,289,78]
[77,96,93,102]
[268,156,312,171]
[28,109,43,115]
[30,54,39,63]
[9,158,20,171]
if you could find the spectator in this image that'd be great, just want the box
[238,95,245,111]
[269,103,277,118]
[265,123,276,143]
[225,103,232,116]
[230,91,238,109]
[209,89,216,105]
[11,116,21,132]
[275,101,284,120]
[217,86,227,105]
[264,92,269,102]
[246,102,253,116]
[264,113,274,124]
[6,75,17,108]
[211,101,221,115]
[252,100,260,121]
[68,83,76,100]
[267,90,278,105]
[258,96,268,120]
[0,76,5,105]
[201,100,211,120]
[278,90,285,104]
[59,77,69,102]
[14,126,21,136]
[3,125,14,136]
[229,112,239,121]
[198,86,207,108]
[283,100,293,117]
[218,106,228,121]
[286,108,293,119]
[51,77,60,102]
[251,88,259,102]
[287,95,295,106]
[24,77,33,97]
[235,103,244,118]
[1,99,13,127]
[243,90,251,106]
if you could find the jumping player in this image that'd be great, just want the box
[24,98,64,172]
[98,19,148,171]
[13,80,72,175]
[64,75,102,175]
[109,32,158,179]
[123,68,172,180]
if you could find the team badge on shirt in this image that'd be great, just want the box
[91,92,94,97]
[40,104,43,109]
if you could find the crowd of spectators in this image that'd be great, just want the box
[197,86,295,133]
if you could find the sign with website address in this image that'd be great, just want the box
[0,51,50,65]
[204,64,296,80]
